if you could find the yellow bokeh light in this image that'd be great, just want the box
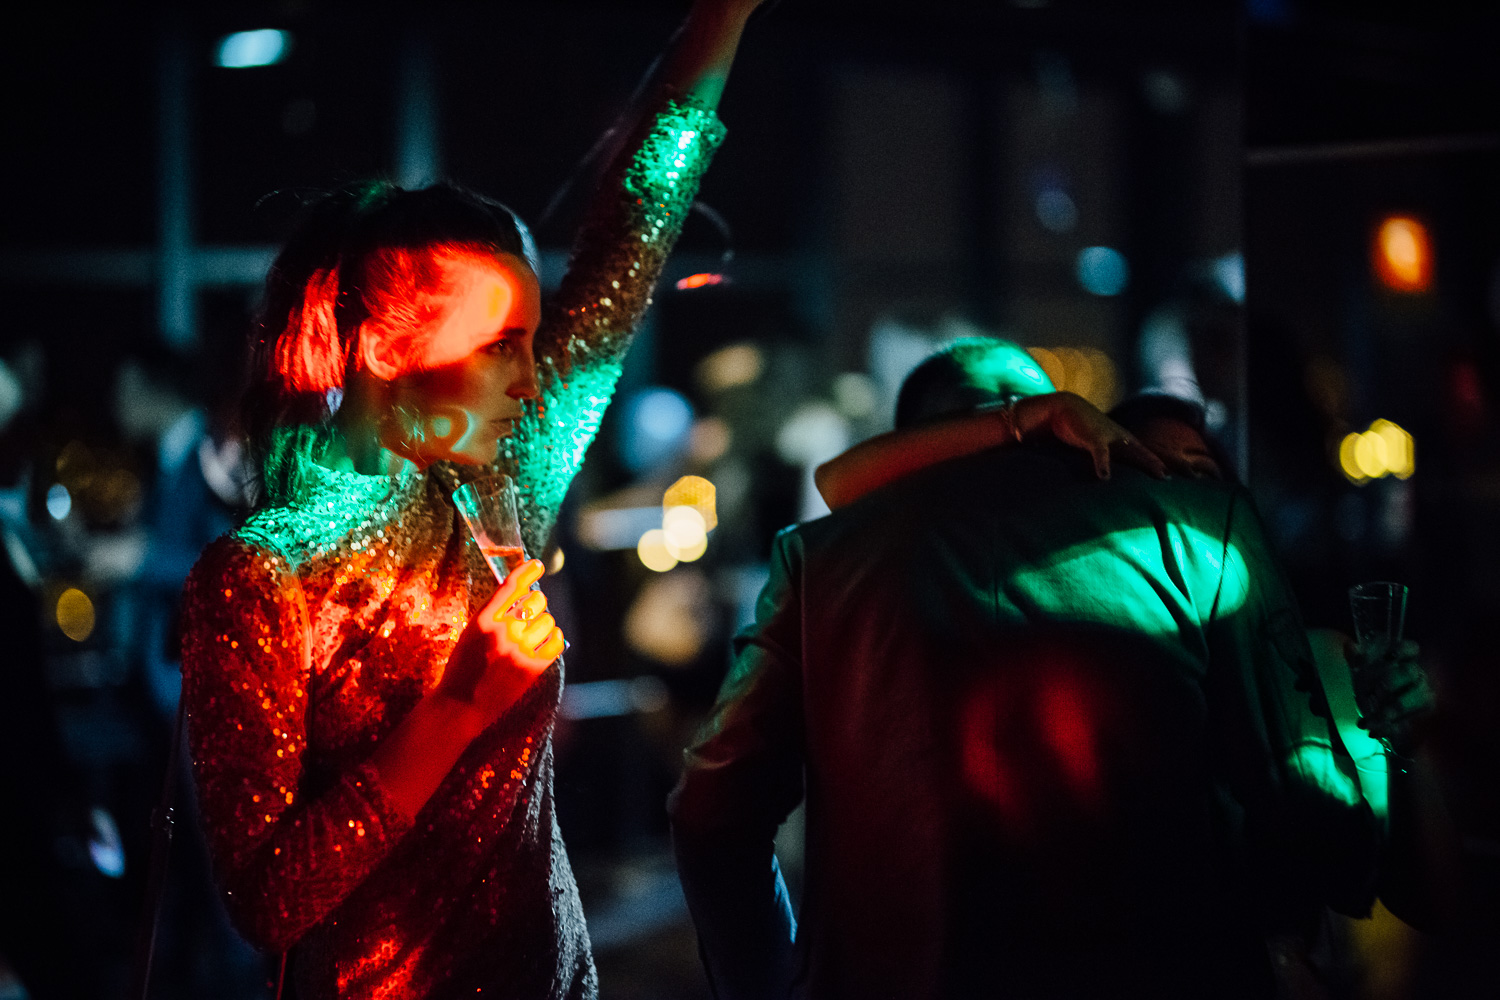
[696,343,764,393]
[1353,431,1387,479]
[664,475,717,530]
[57,587,95,642]
[662,505,707,550]
[637,529,679,572]
[1339,432,1367,482]
[665,532,708,563]
[1338,420,1415,484]
[1025,345,1119,410]
[547,546,566,575]
[1372,419,1414,478]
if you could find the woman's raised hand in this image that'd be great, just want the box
[1015,391,1167,480]
[438,559,565,725]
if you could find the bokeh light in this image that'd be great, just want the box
[215,29,291,68]
[1374,216,1432,293]
[46,483,72,521]
[636,529,678,572]
[688,417,732,463]
[621,388,693,473]
[1075,246,1129,296]
[1035,188,1079,233]
[662,505,708,554]
[832,372,879,420]
[696,343,763,393]
[675,272,726,291]
[57,587,96,642]
[1339,419,1414,484]
[664,475,717,530]
[1027,346,1120,411]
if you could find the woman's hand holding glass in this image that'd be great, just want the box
[438,559,565,727]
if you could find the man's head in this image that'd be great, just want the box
[895,337,1055,430]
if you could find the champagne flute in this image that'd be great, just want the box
[453,475,528,583]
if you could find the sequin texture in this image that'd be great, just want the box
[181,98,725,1000]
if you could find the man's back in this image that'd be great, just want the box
[672,445,1377,999]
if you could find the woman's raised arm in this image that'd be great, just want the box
[815,392,1166,510]
[500,1,770,551]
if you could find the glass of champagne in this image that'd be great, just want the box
[453,475,528,583]
[1348,581,1408,752]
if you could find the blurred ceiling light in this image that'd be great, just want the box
[1339,419,1414,484]
[675,272,727,291]
[57,587,95,642]
[1035,188,1078,233]
[664,475,718,531]
[696,343,763,393]
[215,29,291,68]
[832,372,879,420]
[637,529,679,572]
[1374,216,1433,293]
[1076,246,1129,296]
[46,483,71,521]
[547,545,566,575]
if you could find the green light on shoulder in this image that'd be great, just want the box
[1012,525,1249,635]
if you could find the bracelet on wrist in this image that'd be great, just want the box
[975,396,1025,443]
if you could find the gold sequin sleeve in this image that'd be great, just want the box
[180,536,413,953]
[497,97,726,552]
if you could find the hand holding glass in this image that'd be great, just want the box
[453,475,528,583]
[1348,581,1409,753]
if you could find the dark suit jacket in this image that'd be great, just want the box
[669,445,1380,1000]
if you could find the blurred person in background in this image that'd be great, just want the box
[669,338,1439,999]
[0,347,96,997]
[177,3,767,997]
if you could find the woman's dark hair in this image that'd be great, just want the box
[240,180,537,505]
[1107,392,1238,484]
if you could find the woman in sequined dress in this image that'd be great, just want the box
[178,3,765,997]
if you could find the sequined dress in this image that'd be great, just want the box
[180,98,724,1000]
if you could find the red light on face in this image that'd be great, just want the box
[1374,215,1433,293]
[674,272,725,291]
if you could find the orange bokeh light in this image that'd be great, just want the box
[1374,215,1432,293]
[674,272,725,291]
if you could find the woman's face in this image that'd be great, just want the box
[381,251,543,467]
